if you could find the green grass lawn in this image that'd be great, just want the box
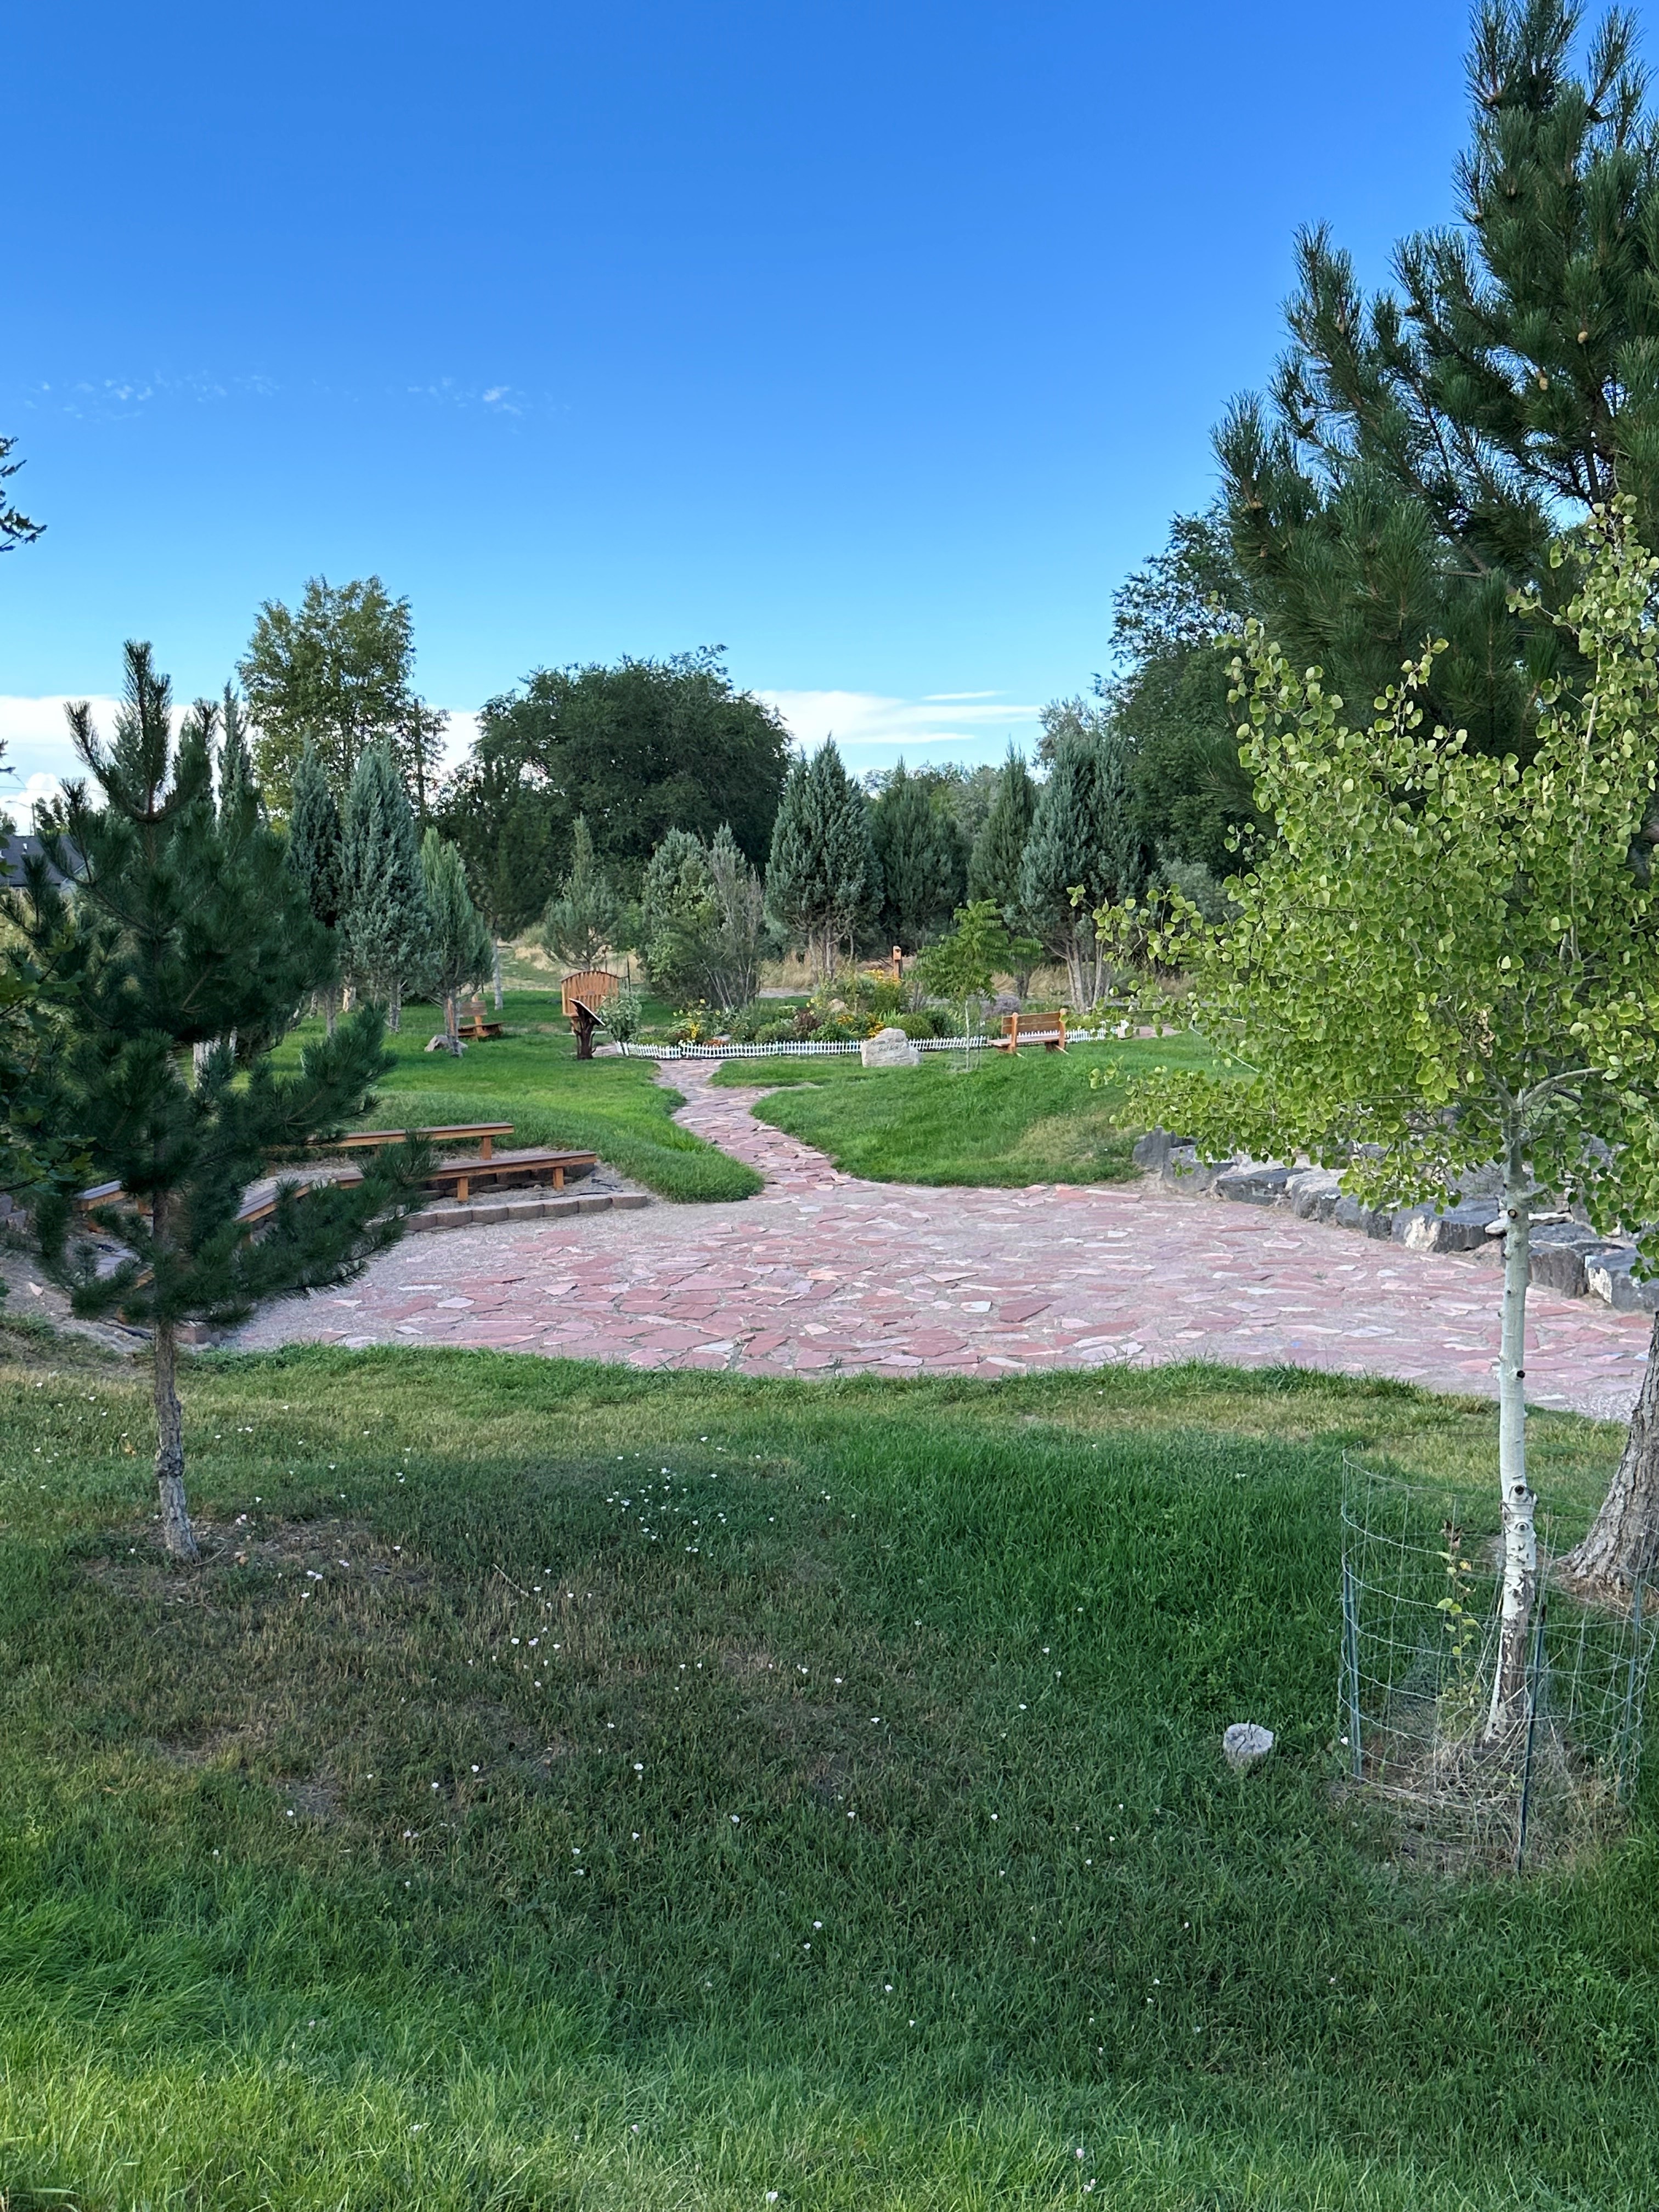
[3,1340,1652,2209]
[709,1036,1218,1186]
[274,989,762,1203]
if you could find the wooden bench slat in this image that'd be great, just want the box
[422,1148,598,1203]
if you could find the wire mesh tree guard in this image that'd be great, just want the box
[1338,1456,1655,1872]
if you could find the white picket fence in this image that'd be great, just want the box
[614,1025,1131,1062]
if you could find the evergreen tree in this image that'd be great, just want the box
[765,741,879,979]
[637,827,718,1002]
[870,760,964,950]
[706,821,771,1009]
[287,744,346,933]
[436,746,563,1006]
[542,815,621,971]
[1217,0,1659,753]
[419,830,493,1046]
[1019,719,1150,1007]
[342,742,429,1031]
[217,686,256,830]
[18,643,420,1560]
[967,746,1037,920]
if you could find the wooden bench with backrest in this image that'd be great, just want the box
[998,1009,1068,1052]
[561,968,620,1060]
[458,998,504,1040]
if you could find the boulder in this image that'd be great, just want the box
[1585,1250,1659,1312]
[1222,1722,1274,1771]
[1214,1163,1294,1206]
[1286,1167,1344,1222]
[861,1025,921,1069]
[1335,1193,1393,1239]
[1394,1198,1496,1255]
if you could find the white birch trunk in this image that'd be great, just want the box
[492,940,504,1011]
[1486,1149,1537,1740]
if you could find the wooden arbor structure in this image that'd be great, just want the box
[562,968,620,1059]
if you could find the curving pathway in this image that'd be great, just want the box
[229,1065,1653,1420]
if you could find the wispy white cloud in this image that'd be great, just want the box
[760,688,1041,769]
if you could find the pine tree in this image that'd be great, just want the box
[19,642,420,1561]
[420,830,493,1046]
[542,815,621,970]
[342,742,429,1031]
[765,741,879,980]
[871,760,965,950]
[1218,0,1659,752]
[1019,721,1150,1007]
[968,747,1037,918]
[217,686,256,830]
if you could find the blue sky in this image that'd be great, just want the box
[1,1,1527,810]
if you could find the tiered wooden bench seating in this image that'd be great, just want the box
[309,1121,514,1160]
[421,1147,599,1204]
[998,1009,1068,1052]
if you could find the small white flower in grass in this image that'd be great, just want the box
[471,1765,479,1774]
[730,1814,741,1825]
[634,1762,644,1773]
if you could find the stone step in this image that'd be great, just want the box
[407,1190,649,1234]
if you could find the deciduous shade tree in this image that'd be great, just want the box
[239,575,443,810]
[17,644,421,1561]
[1019,715,1150,1007]
[341,742,430,1032]
[419,831,492,1047]
[870,761,965,950]
[475,648,789,881]
[1217,0,1659,756]
[542,816,622,972]
[1125,508,1659,1716]
[917,899,1042,1039]
[766,742,879,981]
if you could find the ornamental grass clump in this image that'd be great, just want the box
[1121,503,1659,1735]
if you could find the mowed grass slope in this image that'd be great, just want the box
[710,1036,1217,1187]
[273,989,763,1203]
[2,1344,1654,2209]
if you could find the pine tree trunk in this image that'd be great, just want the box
[388,979,402,1034]
[153,1315,198,1562]
[1486,1156,1536,1740]
[443,989,458,1045]
[1564,1308,1659,1595]
[325,983,337,1039]
[492,940,504,1012]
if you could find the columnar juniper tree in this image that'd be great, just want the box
[1125,508,1659,1730]
[420,829,492,1048]
[1020,719,1150,1008]
[342,741,428,1030]
[18,644,423,1562]
[766,741,879,980]
[286,744,347,1031]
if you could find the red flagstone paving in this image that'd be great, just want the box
[228,1064,1653,1420]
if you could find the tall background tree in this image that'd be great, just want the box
[419,830,492,1047]
[475,648,789,885]
[766,742,879,980]
[1216,0,1659,754]
[19,644,417,1560]
[870,760,966,950]
[542,816,621,972]
[239,575,444,810]
[1019,714,1150,1007]
[435,746,562,1005]
[341,742,430,1031]
[286,745,347,1030]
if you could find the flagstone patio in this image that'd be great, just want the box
[229,1064,1654,1420]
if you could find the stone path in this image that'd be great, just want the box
[230,1066,1654,1420]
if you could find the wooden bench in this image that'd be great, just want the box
[458,999,504,1041]
[308,1122,515,1160]
[423,1147,599,1204]
[998,1009,1068,1052]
